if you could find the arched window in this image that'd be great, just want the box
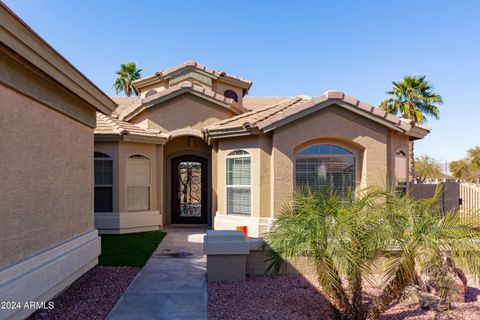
[126,155,150,212]
[224,89,239,102]
[94,152,113,212]
[295,144,355,198]
[145,89,158,97]
[226,150,251,215]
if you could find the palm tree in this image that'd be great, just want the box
[380,76,443,182]
[265,187,389,319]
[265,187,480,320]
[113,62,142,96]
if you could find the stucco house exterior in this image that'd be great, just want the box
[0,3,116,319]
[94,61,430,237]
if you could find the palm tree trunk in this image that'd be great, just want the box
[409,140,415,183]
[366,256,415,320]
[349,269,366,320]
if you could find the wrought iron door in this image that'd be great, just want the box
[171,155,208,224]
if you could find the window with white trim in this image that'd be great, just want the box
[94,152,113,212]
[126,154,150,212]
[295,144,355,198]
[226,150,251,215]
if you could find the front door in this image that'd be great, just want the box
[171,155,208,224]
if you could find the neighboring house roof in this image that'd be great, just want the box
[242,96,299,110]
[204,90,431,140]
[133,60,252,93]
[95,112,168,144]
[118,81,249,121]
[0,2,116,115]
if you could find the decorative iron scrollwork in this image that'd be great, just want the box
[177,161,202,217]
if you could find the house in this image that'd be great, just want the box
[0,3,116,319]
[94,61,430,237]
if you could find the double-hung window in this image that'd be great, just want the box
[226,150,251,215]
[94,152,113,212]
[126,155,150,212]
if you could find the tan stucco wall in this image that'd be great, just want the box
[95,141,164,215]
[212,80,244,104]
[271,105,389,216]
[131,94,236,133]
[139,80,169,98]
[0,85,94,266]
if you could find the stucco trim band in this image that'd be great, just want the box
[94,211,163,234]
[213,213,273,238]
[0,229,100,320]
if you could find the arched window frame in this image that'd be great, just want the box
[223,89,239,102]
[126,154,151,212]
[94,152,113,212]
[295,144,356,199]
[226,150,251,215]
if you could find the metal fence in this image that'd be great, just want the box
[459,182,480,222]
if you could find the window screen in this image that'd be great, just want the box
[295,145,355,199]
[226,150,251,215]
[94,152,113,212]
[126,155,150,211]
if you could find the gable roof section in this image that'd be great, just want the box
[119,81,249,121]
[95,112,168,144]
[133,60,252,93]
[0,3,116,115]
[204,90,431,140]
[204,96,311,137]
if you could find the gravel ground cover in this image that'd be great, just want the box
[208,275,480,320]
[29,266,139,320]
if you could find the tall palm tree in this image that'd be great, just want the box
[380,75,443,182]
[113,62,142,96]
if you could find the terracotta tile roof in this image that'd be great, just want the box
[242,96,299,110]
[117,81,249,121]
[134,60,252,91]
[204,90,431,138]
[111,97,141,118]
[95,112,168,140]
[204,96,311,132]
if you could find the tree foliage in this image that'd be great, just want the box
[449,146,480,182]
[414,155,443,183]
[113,62,142,96]
[265,187,480,320]
[379,75,442,124]
[379,75,443,183]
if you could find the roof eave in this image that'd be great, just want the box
[260,100,407,134]
[94,132,168,144]
[406,126,431,140]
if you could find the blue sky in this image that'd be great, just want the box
[4,0,480,162]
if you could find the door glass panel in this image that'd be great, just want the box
[177,161,202,217]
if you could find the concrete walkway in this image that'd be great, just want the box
[107,226,208,320]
